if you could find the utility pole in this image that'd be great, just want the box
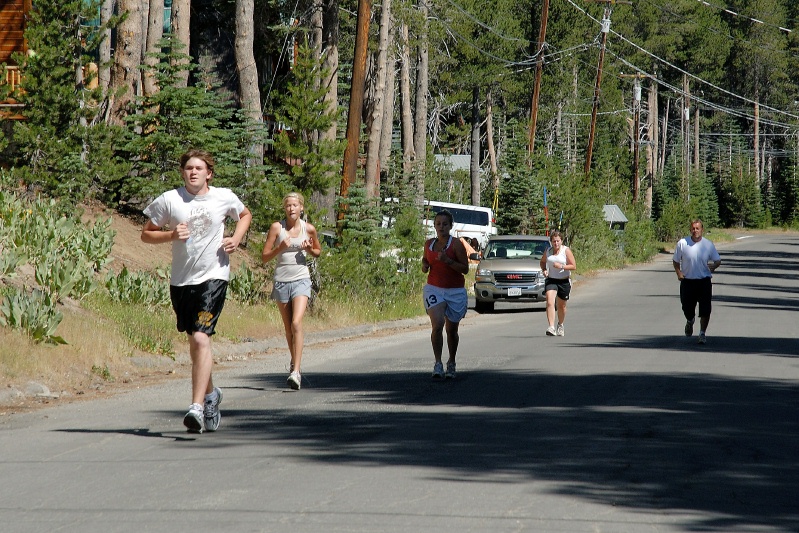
[683,74,690,180]
[584,0,630,180]
[584,3,611,179]
[528,0,550,163]
[337,0,372,227]
[621,73,646,202]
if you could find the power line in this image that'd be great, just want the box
[437,0,529,44]
[637,0,795,62]
[561,0,799,122]
[608,49,798,130]
[691,0,793,34]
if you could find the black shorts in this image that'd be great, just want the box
[170,279,228,335]
[545,278,572,301]
[680,277,712,319]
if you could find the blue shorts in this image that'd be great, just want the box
[271,278,313,303]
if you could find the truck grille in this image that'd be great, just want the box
[494,272,539,284]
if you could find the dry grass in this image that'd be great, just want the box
[0,305,172,395]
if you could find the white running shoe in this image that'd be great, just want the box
[445,361,456,379]
[204,387,223,432]
[556,324,565,336]
[546,326,556,336]
[183,403,204,433]
[698,332,706,344]
[287,371,302,390]
[432,361,444,379]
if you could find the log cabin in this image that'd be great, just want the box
[0,0,29,118]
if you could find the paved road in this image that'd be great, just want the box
[2,232,798,533]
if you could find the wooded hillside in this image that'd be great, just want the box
[1,0,798,238]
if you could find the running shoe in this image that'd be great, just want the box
[556,324,565,336]
[183,403,204,433]
[684,320,694,337]
[204,387,223,432]
[445,361,456,379]
[698,332,706,344]
[287,371,302,390]
[432,361,444,379]
[546,326,556,336]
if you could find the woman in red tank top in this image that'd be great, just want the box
[421,210,469,379]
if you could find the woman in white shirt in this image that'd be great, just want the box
[262,192,322,390]
[539,230,576,337]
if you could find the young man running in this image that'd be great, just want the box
[142,149,251,432]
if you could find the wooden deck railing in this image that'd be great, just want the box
[4,66,21,93]
[1,66,25,119]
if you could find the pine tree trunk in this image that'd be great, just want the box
[412,0,428,196]
[378,38,397,178]
[171,0,190,88]
[110,0,143,123]
[645,76,657,215]
[310,0,323,146]
[364,0,392,198]
[486,88,499,192]
[399,23,415,179]
[143,0,164,97]
[99,0,113,96]
[313,0,339,225]
[236,0,263,166]
[321,0,339,144]
[470,86,480,206]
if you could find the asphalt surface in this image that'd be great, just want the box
[2,232,798,533]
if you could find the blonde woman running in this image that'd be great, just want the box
[262,192,322,390]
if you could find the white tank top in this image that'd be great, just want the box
[273,219,310,282]
[545,245,570,280]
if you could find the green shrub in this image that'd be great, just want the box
[228,263,269,305]
[104,265,171,307]
[0,287,66,345]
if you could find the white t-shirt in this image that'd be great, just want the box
[143,186,245,286]
[672,237,720,279]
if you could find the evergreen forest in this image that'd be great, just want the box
[1,0,798,340]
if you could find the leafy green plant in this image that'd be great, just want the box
[0,247,25,277]
[0,287,66,345]
[228,263,268,305]
[34,255,97,302]
[91,364,114,382]
[104,265,170,307]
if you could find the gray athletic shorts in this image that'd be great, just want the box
[271,278,313,303]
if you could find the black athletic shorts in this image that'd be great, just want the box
[545,277,572,301]
[680,277,712,319]
[170,279,228,335]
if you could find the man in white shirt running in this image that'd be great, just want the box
[142,149,252,433]
[672,219,721,345]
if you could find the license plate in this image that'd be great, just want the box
[507,287,522,296]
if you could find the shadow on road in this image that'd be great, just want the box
[576,335,799,357]
[136,365,799,531]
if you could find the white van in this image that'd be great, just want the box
[382,199,497,249]
[421,200,497,249]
